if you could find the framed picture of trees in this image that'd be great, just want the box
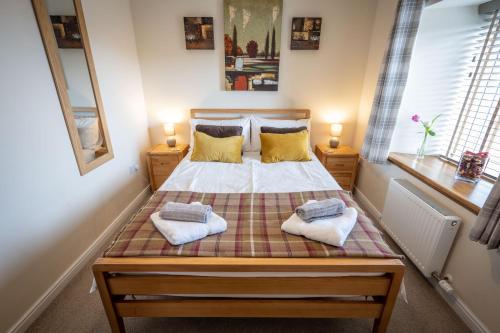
[223,0,283,91]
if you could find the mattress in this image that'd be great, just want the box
[114,153,398,257]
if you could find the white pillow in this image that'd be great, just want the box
[190,117,251,152]
[75,117,101,150]
[250,115,311,151]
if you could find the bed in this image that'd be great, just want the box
[93,109,405,333]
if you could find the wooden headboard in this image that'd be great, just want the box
[190,109,310,120]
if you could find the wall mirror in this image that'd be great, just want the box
[32,0,113,175]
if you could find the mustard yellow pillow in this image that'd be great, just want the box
[260,130,311,163]
[191,131,243,163]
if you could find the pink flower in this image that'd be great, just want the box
[411,114,420,122]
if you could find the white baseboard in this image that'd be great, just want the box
[353,186,382,222]
[354,186,489,333]
[7,185,151,333]
[432,281,490,333]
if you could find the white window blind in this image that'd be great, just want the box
[445,9,500,178]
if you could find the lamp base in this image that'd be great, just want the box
[167,137,176,148]
[329,138,340,148]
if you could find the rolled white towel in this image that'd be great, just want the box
[281,204,358,247]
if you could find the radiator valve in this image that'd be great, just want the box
[432,271,454,294]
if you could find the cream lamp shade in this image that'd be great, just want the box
[329,123,343,148]
[163,122,176,147]
[163,122,175,136]
[330,123,343,137]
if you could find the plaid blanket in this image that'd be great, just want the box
[104,191,401,258]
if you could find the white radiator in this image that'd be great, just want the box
[381,179,461,277]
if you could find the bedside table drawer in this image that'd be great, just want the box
[325,157,357,172]
[330,172,353,190]
[150,156,178,175]
[153,166,176,177]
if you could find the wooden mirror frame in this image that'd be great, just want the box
[32,0,114,175]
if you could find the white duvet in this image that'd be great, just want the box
[160,151,341,193]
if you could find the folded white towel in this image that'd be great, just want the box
[281,200,358,247]
[151,203,227,245]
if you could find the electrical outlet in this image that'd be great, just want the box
[129,164,139,174]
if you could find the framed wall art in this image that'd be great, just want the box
[184,17,214,50]
[224,0,283,91]
[290,17,322,50]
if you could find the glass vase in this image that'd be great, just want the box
[416,134,427,159]
[455,151,489,183]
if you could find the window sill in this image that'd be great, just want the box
[388,153,493,215]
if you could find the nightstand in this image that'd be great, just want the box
[315,144,359,191]
[146,144,189,191]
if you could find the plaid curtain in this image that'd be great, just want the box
[470,179,500,250]
[361,0,424,163]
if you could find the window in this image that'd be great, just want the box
[444,9,500,178]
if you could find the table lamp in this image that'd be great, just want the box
[163,122,176,147]
[330,123,343,148]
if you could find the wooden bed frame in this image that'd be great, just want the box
[93,109,405,333]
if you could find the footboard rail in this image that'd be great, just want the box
[93,257,404,333]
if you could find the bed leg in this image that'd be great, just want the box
[372,271,404,333]
[93,270,125,333]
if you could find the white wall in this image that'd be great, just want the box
[0,0,150,332]
[131,0,379,148]
[353,0,399,151]
[354,1,500,332]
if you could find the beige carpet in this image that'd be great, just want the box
[27,223,471,332]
